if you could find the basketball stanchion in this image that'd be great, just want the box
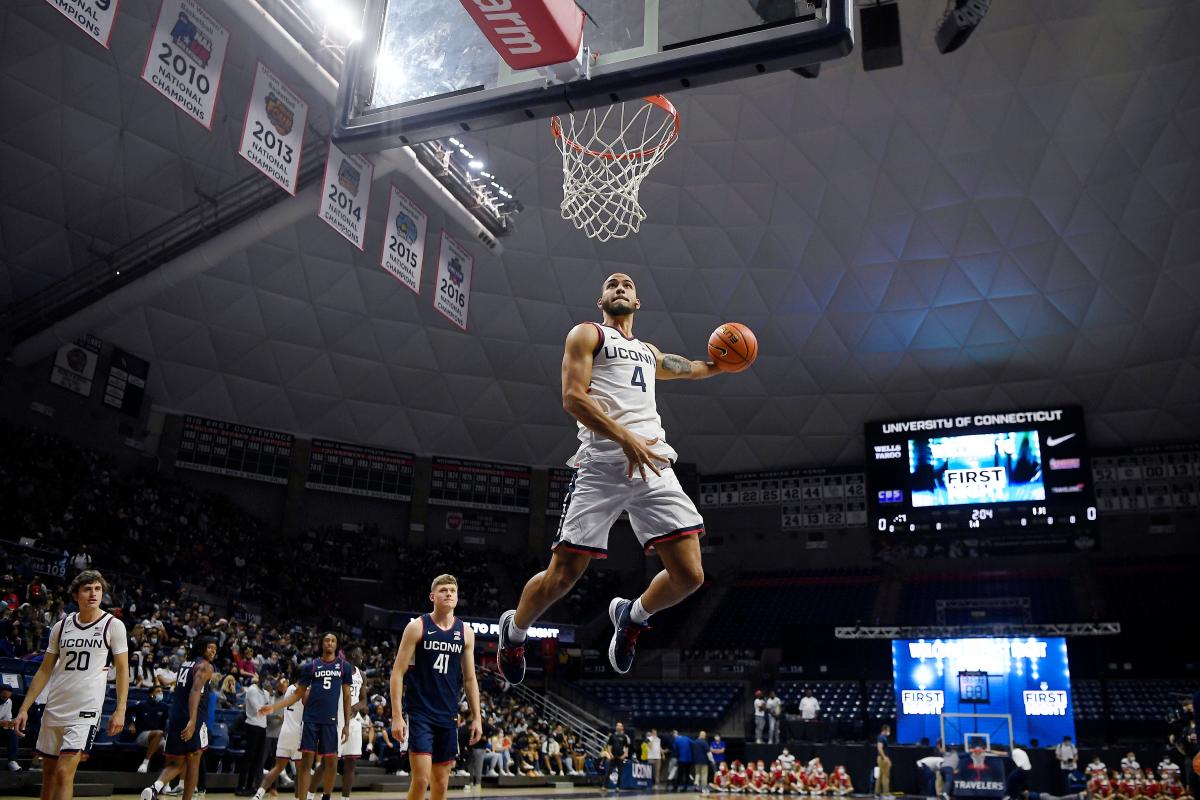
[551,95,680,242]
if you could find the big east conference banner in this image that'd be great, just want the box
[142,0,229,128]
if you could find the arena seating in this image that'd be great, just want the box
[895,571,1076,624]
[1072,679,1105,722]
[692,570,881,651]
[775,680,862,722]
[864,681,895,721]
[577,681,741,728]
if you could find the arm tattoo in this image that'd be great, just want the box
[661,354,693,375]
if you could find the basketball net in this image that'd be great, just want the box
[551,95,680,242]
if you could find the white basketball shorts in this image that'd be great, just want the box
[552,460,704,557]
[276,727,303,761]
[36,723,99,758]
[339,718,363,758]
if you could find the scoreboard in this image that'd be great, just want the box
[429,457,531,512]
[176,415,293,484]
[699,467,868,529]
[306,439,415,501]
[1091,445,1200,513]
[546,467,574,517]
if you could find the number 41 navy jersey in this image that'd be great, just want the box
[406,614,464,726]
[297,656,352,725]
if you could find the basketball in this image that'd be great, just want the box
[1193,752,1200,776]
[708,322,758,372]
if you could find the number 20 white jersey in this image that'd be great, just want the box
[43,612,128,727]
[569,323,677,467]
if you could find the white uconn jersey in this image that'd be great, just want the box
[337,666,364,726]
[570,323,677,466]
[43,612,128,726]
[279,685,304,740]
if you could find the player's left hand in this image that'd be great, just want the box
[181,720,195,741]
[341,724,350,743]
[469,717,483,745]
[107,710,126,737]
[258,704,273,716]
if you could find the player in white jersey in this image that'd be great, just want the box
[309,645,367,800]
[14,571,129,800]
[254,675,303,800]
[498,273,732,683]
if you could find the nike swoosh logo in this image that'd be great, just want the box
[714,346,728,356]
[1046,434,1075,447]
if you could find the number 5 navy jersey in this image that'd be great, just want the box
[407,614,464,726]
[297,656,353,725]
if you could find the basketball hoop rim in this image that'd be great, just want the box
[551,95,680,161]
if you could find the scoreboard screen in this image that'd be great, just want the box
[1092,445,1200,513]
[306,439,415,501]
[546,467,574,517]
[867,407,1095,532]
[429,457,531,512]
[176,415,292,484]
[699,467,868,529]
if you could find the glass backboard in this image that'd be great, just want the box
[335,0,854,151]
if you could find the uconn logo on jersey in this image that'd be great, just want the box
[59,633,108,650]
[423,639,464,654]
[602,344,654,365]
[313,662,344,681]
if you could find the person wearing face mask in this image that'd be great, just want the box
[129,688,171,773]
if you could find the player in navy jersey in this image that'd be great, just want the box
[390,575,481,800]
[140,637,215,800]
[261,633,352,800]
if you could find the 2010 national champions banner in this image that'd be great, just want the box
[141,0,229,129]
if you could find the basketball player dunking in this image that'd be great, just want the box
[14,571,129,800]
[390,575,481,800]
[498,273,732,683]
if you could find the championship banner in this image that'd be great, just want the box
[238,62,307,194]
[141,0,229,129]
[318,142,373,249]
[433,231,473,331]
[44,0,120,48]
[380,186,428,293]
[103,348,150,416]
[49,335,101,397]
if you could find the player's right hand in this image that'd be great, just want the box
[621,435,669,481]
[181,720,195,741]
[13,710,27,737]
[392,716,407,745]
[258,704,272,716]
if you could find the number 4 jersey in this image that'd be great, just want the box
[43,612,129,727]
[569,323,677,467]
[406,614,464,727]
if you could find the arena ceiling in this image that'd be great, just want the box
[2,0,1199,472]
